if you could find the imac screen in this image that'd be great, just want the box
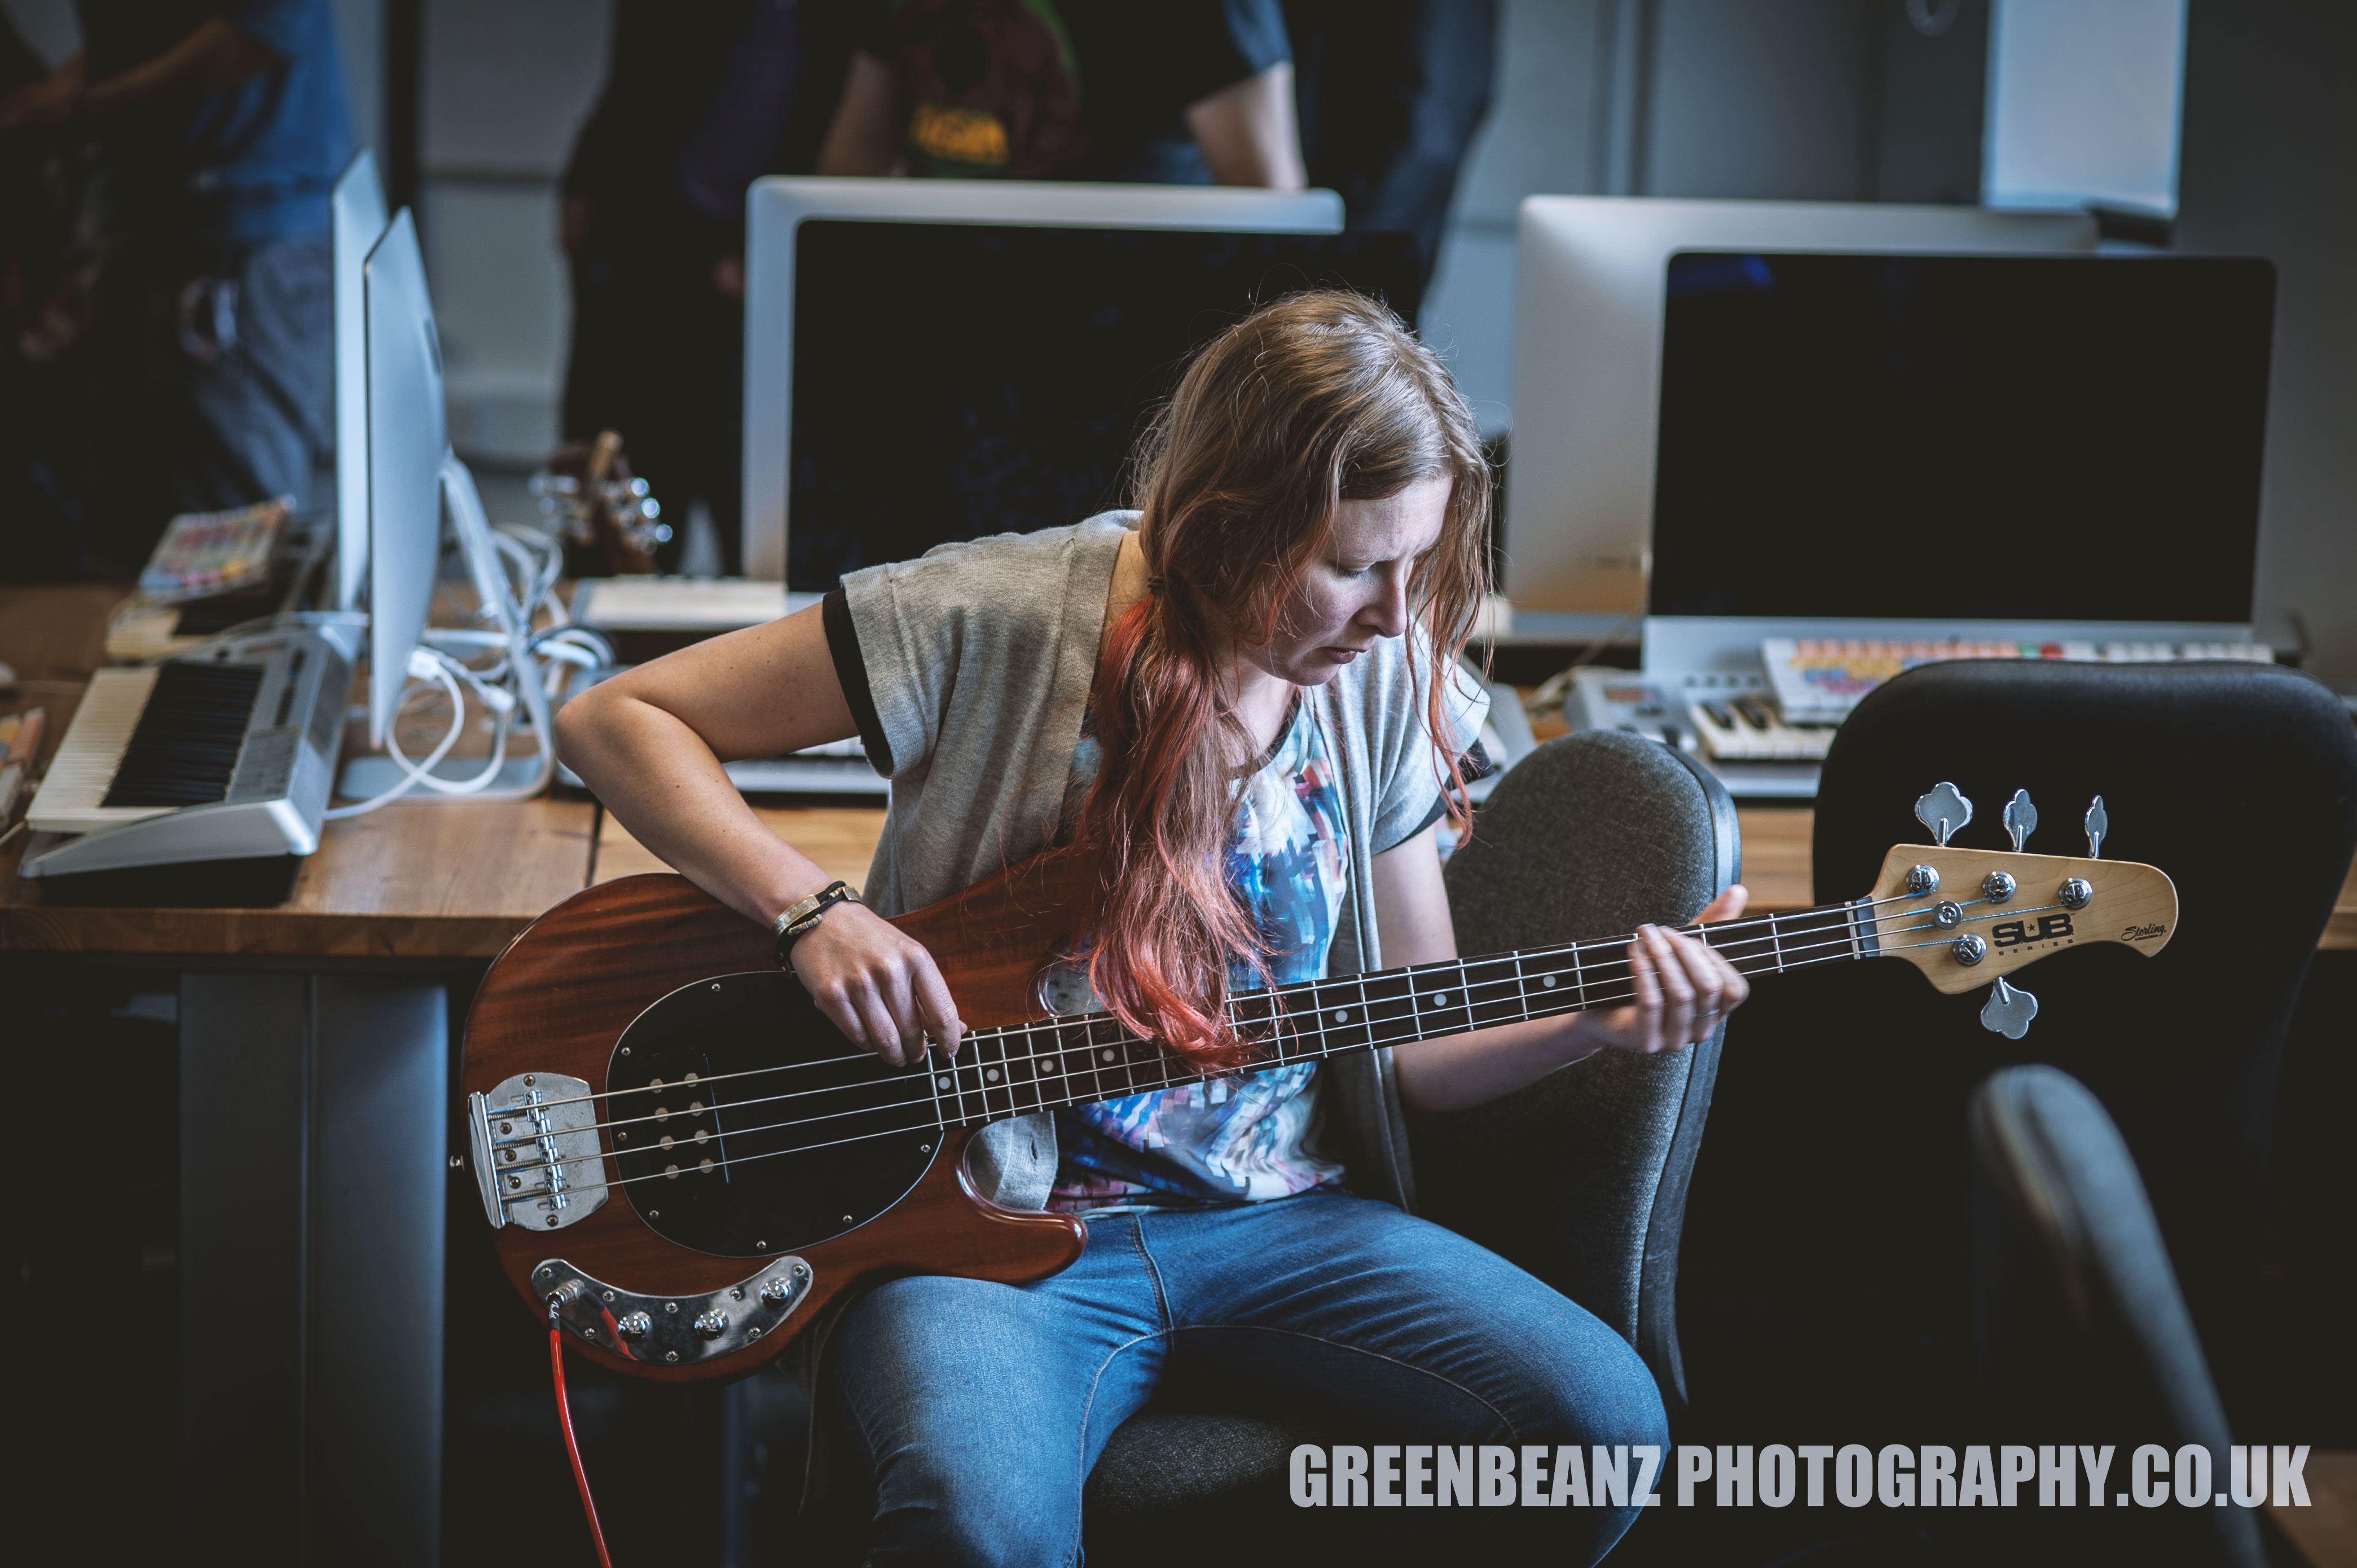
[786,222,1422,591]
[363,210,447,748]
[1647,253,2274,623]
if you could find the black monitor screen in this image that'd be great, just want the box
[1647,252,2275,623]
[788,222,1423,591]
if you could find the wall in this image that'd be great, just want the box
[2175,1,2357,680]
[1422,0,1990,437]
[418,0,609,466]
[1421,0,1609,433]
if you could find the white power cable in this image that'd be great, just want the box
[323,648,472,818]
[327,453,589,818]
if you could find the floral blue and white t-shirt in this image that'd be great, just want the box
[1049,696,1351,1212]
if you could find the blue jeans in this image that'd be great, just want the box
[831,1188,1668,1565]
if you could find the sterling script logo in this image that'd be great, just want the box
[2121,923,2170,942]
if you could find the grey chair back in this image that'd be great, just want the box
[1411,728,1742,1417]
[1969,1063,2264,1568]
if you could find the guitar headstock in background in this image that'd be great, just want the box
[531,430,673,575]
[1862,783,2175,1037]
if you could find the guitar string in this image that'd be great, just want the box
[484,892,1936,1118]
[500,919,1941,1208]
[482,905,1859,1115]
[503,988,1702,1204]
[489,915,1941,1183]
[482,910,1902,1146]
[483,905,1986,1155]
[495,914,1897,1151]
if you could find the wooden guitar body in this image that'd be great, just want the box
[463,822,2176,1382]
[463,857,1099,1382]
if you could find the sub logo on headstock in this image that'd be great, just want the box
[1990,913,2077,948]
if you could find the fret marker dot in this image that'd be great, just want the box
[1542,975,1558,988]
[1333,1010,1349,1024]
[1101,1049,1115,1063]
[936,1075,951,1090]
[1435,993,1450,1006]
[984,1068,1000,1082]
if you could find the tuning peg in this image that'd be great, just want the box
[2084,796,2108,860]
[1915,782,1973,847]
[2003,789,2038,853]
[1980,976,2039,1040]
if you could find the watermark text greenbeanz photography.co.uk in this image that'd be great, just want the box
[1287,1443,2315,1510]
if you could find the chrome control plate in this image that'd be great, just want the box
[535,1256,814,1365]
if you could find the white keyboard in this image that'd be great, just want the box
[23,624,357,876]
[1562,669,1827,798]
[28,666,169,831]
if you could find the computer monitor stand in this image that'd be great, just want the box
[336,452,560,801]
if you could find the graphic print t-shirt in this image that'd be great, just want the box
[856,0,1291,182]
[1048,696,1351,1212]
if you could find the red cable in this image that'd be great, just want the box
[549,1327,618,1568]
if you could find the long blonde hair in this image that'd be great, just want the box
[1062,290,1492,1067]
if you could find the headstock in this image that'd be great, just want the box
[1862,841,2176,994]
[1862,785,2176,1025]
[531,430,672,574]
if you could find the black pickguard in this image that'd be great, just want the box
[605,971,940,1256]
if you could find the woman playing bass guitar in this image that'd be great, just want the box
[555,291,1751,1565]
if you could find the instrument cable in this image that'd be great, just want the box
[548,1322,617,1568]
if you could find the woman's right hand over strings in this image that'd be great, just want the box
[550,601,965,1073]
[785,900,964,1069]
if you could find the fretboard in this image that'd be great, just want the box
[923,896,1884,1127]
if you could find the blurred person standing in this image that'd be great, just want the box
[1284,0,1495,296]
[816,0,1303,187]
[562,0,861,576]
[0,8,103,580]
[0,1,352,572]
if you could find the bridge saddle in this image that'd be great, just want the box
[468,1072,610,1231]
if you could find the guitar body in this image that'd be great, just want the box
[463,858,1099,1382]
[463,817,2176,1383]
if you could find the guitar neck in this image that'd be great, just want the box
[927,897,1881,1126]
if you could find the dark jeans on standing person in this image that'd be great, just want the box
[173,229,335,515]
[564,222,743,575]
[831,1186,1668,1566]
[84,225,334,571]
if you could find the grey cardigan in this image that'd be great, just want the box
[838,511,1488,1213]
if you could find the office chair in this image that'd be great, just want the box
[1968,1062,2264,1568]
[1079,728,1742,1560]
[1702,659,2355,1434]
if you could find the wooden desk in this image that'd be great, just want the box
[1,589,599,957]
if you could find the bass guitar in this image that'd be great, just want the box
[460,782,2174,1381]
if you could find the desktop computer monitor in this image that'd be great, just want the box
[741,178,1345,580]
[781,221,1422,591]
[1506,197,2097,615]
[1646,250,2275,655]
[331,150,388,613]
[361,208,446,749]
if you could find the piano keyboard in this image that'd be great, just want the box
[28,665,172,830]
[1688,693,1833,762]
[1562,667,1827,798]
[23,624,358,875]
